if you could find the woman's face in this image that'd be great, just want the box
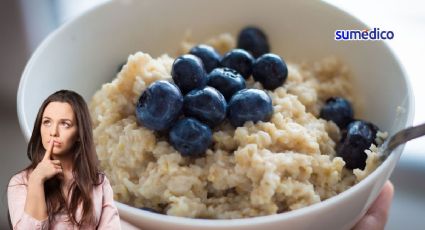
[40,102,78,156]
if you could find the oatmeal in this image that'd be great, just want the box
[89,32,382,218]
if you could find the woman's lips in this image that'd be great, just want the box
[48,140,61,146]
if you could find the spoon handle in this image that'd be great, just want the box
[382,123,425,158]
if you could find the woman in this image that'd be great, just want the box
[8,90,121,229]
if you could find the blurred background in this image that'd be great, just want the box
[0,0,424,229]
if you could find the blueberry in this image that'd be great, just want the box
[136,80,183,131]
[207,67,246,101]
[320,97,354,128]
[252,53,288,90]
[366,121,379,141]
[237,26,270,58]
[221,49,254,79]
[228,89,273,127]
[343,119,380,145]
[171,54,208,94]
[169,118,212,157]
[337,120,374,170]
[189,44,221,73]
[183,87,227,127]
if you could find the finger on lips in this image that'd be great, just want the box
[43,139,54,160]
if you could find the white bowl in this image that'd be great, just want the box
[17,0,414,229]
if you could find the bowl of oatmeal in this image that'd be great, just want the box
[17,0,414,229]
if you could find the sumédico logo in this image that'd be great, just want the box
[335,28,394,41]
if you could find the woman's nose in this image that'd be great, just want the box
[50,124,59,137]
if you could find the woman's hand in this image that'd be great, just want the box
[23,140,63,221]
[29,140,63,183]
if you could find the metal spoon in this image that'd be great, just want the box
[379,123,425,159]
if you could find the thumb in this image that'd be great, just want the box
[43,139,54,160]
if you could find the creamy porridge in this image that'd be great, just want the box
[89,32,383,218]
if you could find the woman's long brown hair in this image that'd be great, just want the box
[25,89,103,228]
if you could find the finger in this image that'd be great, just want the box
[367,181,394,218]
[54,165,62,170]
[352,181,394,230]
[43,139,54,160]
[56,168,63,175]
[54,168,62,173]
[51,160,62,166]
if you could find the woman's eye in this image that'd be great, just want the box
[61,122,70,128]
[42,120,51,126]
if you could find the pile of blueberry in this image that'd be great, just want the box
[320,97,380,170]
[135,26,288,158]
[133,26,380,170]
